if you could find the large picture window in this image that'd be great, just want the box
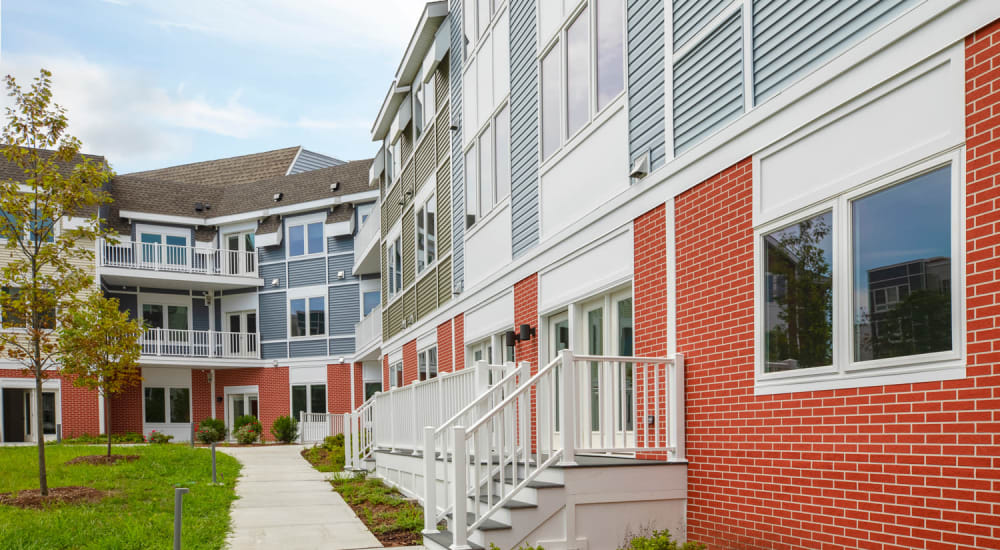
[290,296,325,337]
[757,159,960,389]
[144,387,190,424]
[464,104,511,229]
[291,383,327,420]
[288,221,323,257]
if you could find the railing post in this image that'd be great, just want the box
[343,413,353,470]
[452,425,469,550]
[473,360,489,396]
[559,349,577,465]
[299,411,305,444]
[670,353,686,462]
[412,385,420,455]
[423,426,438,534]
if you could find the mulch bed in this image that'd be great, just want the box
[64,455,139,466]
[0,486,108,509]
[342,501,424,547]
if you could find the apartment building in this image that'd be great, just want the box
[90,147,376,441]
[348,1,1000,549]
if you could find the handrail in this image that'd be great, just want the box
[98,237,259,277]
[433,363,522,437]
[465,357,556,434]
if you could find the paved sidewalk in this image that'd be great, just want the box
[220,444,383,549]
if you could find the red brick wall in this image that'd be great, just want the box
[633,204,670,453]
[109,377,142,436]
[191,369,212,424]
[513,274,539,373]
[214,367,289,442]
[454,313,465,370]
[383,354,389,389]
[438,318,454,373]
[353,362,363,409]
[326,363,362,414]
[0,370,101,438]
[402,339,418,385]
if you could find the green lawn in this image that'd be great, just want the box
[0,444,241,550]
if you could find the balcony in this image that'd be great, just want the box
[353,206,380,276]
[98,238,264,290]
[354,305,382,360]
[140,329,259,360]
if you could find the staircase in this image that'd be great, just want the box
[343,350,688,550]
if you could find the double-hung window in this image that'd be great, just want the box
[288,220,323,257]
[464,104,511,229]
[386,233,403,298]
[290,296,325,337]
[541,0,625,160]
[418,347,438,381]
[757,158,960,390]
[389,360,403,388]
[416,194,437,274]
[144,387,190,424]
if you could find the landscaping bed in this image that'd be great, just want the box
[64,454,139,466]
[301,434,345,472]
[0,444,241,549]
[330,474,425,547]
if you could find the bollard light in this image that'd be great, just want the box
[173,487,189,550]
[211,443,217,484]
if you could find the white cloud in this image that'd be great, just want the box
[0,54,288,168]
[295,116,370,131]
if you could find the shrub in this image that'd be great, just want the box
[323,433,345,449]
[148,431,173,444]
[270,415,299,443]
[619,528,705,550]
[234,423,261,445]
[234,415,262,435]
[196,418,227,444]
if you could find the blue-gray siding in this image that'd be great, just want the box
[287,258,326,287]
[329,284,360,335]
[328,236,354,255]
[673,0,730,50]
[509,0,540,259]
[259,292,287,341]
[329,337,356,356]
[258,221,286,263]
[288,148,344,174]
[261,341,288,360]
[260,263,286,290]
[753,0,917,103]
[450,3,465,293]
[328,254,356,281]
[289,339,327,358]
[673,10,743,154]
[192,298,209,331]
[107,292,137,320]
[628,0,667,170]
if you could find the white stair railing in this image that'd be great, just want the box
[441,350,684,546]
[345,396,377,470]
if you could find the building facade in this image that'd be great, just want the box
[355,1,1000,548]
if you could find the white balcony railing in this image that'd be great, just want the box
[140,328,259,359]
[98,238,258,278]
[355,305,382,352]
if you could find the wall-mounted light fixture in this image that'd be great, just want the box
[505,330,517,347]
[398,190,412,207]
[271,278,280,287]
[505,324,536,346]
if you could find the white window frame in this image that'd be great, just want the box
[285,212,327,259]
[754,151,965,394]
[385,222,403,301]
[415,183,438,276]
[290,383,327,417]
[287,286,327,339]
[137,293,193,333]
[463,102,511,231]
[142,385,192,425]
[389,360,404,388]
[418,346,439,381]
[538,0,626,164]
[463,0,501,55]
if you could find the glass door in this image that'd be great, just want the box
[22,390,57,442]
[226,311,257,355]
[227,393,259,436]
[142,303,189,355]
[225,232,255,275]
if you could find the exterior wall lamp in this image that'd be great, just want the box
[505,324,536,346]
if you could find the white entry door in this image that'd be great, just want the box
[227,393,259,436]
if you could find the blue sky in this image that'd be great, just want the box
[0,0,426,173]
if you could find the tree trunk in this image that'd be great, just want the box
[35,371,48,496]
[105,393,112,458]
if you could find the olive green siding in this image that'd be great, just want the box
[437,160,452,256]
[417,267,438,319]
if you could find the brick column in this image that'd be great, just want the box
[437,318,454,373]
[402,339,418,385]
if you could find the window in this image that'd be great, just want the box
[418,347,438,381]
[290,296,325,337]
[416,194,437,274]
[363,291,381,316]
[385,140,396,183]
[541,0,625,160]
[357,202,375,224]
[463,0,495,50]
[389,361,403,388]
[291,384,326,419]
[758,161,958,386]
[139,230,189,267]
[387,235,403,298]
[288,221,323,257]
[464,104,511,229]
[144,387,189,424]
[1,287,56,329]
[414,73,436,142]
[390,139,402,184]
[364,382,382,400]
[0,208,54,243]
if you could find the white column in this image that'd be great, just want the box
[210,369,216,419]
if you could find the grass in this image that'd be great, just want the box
[0,444,241,550]
[330,473,425,545]
[301,434,345,473]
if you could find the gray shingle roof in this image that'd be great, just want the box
[123,146,301,187]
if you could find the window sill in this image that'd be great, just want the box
[288,252,326,262]
[540,96,626,178]
[754,358,966,395]
[464,196,511,241]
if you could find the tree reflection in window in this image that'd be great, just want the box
[764,211,833,372]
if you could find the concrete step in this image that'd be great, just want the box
[425,530,485,550]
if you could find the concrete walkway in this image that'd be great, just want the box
[219,444,383,550]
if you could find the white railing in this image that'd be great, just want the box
[345,397,377,469]
[432,350,684,546]
[299,412,345,443]
[355,305,382,352]
[140,328,259,359]
[98,238,258,277]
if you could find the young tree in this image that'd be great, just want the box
[59,293,144,458]
[0,69,112,495]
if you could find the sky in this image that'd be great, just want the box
[0,0,427,173]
